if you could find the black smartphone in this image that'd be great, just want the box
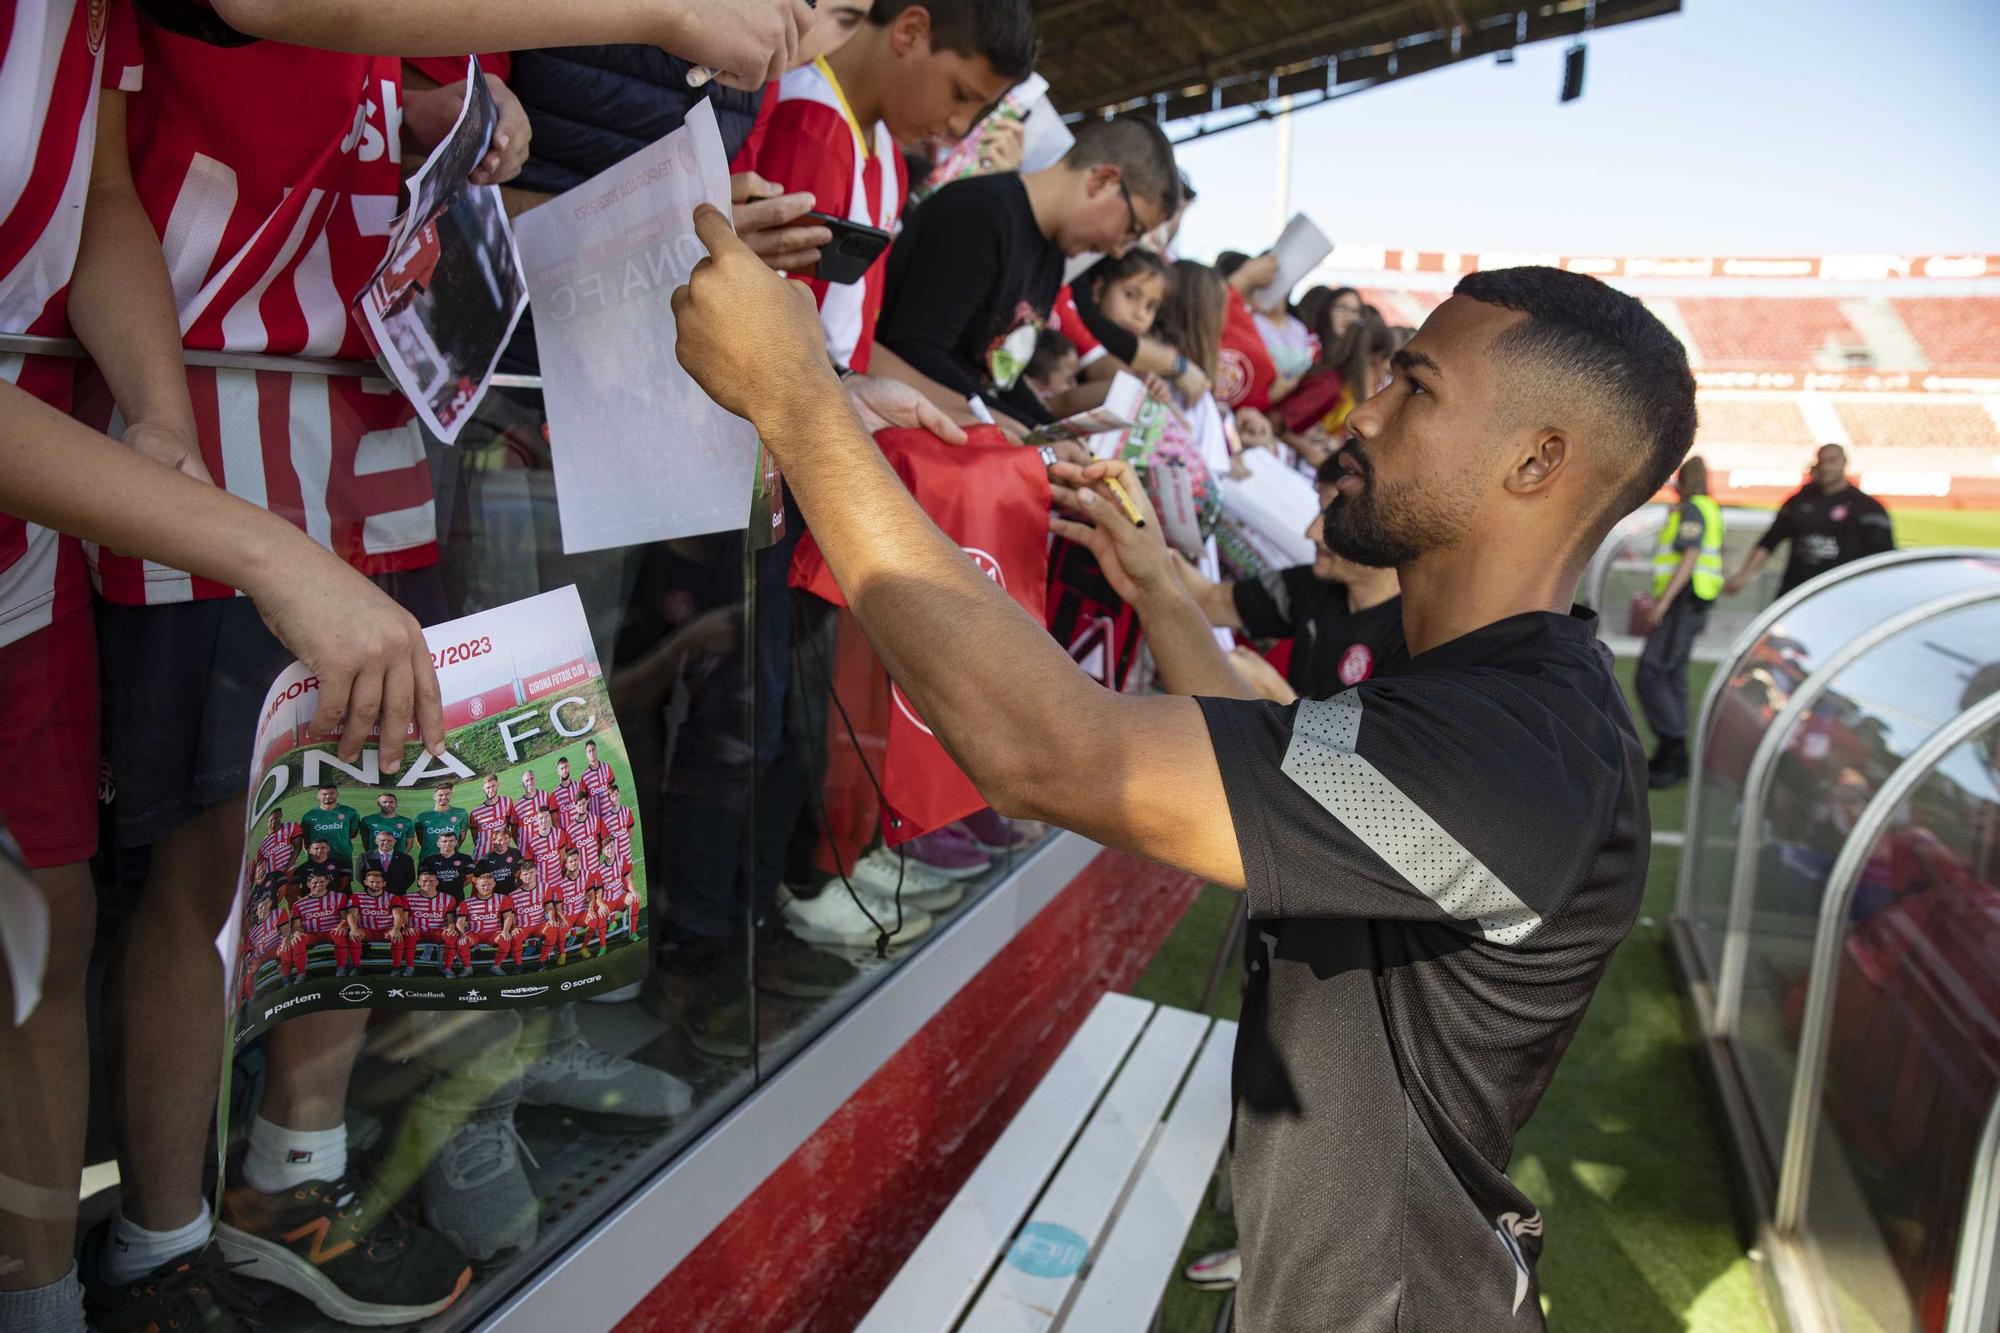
[803,211,892,285]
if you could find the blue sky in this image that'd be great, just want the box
[1172,0,2000,263]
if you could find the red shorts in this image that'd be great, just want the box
[0,595,100,867]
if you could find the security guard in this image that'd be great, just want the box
[1637,456,1723,788]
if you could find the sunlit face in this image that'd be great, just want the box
[795,0,868,67]
[1812,445,1847,491]
[1326,296,1515,568]
[879,31,1014,146]
[1094,270,1167,338]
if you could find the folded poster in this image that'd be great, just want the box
[222,587,648,1048]
[355,56,530,444]
[1254,213,1334,309]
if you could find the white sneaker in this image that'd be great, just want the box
[782,884,932,948]
[847,846,964,911]
[1183,1247,1240,1290]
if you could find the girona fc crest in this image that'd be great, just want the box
[1338,643,1375,686]
[86,0,108,53]
[1214,348,1251,406]
[469,696,486,719]
[1830,504,1850,522]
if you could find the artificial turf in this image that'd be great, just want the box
[1133,659,1778,1332]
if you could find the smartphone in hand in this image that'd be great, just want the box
[802,211,892,284]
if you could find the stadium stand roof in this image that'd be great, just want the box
[1036,0,1681,136]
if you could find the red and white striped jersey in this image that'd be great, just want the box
[521,823,571,895]
[750,59,905,374]
[0,0,142,647]
[515,785,551,824]
[460,890,513,935]
[350,887,397,933]
[469,795,517,860]
[580,758,617,819]
[399,888,456,933]
[598,803,635,878]
[553,867,595,920]
[89,25,435,605]
[292,888,351,936]
[243,907,281,959]
[255,820,304,878]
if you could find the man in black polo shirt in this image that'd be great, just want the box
[1725,443,1894,599]
[675,224,1695,1328]
[872,116,1182,428]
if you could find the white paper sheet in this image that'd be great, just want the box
[514,101,758,552]
[1254,213,1334,309]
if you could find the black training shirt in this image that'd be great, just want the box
[1233,568,1408,697]
[1757,483,1894,596]
[875,173,1065,425]
[1196,607,1647,1331]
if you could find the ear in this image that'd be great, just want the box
[1504,428,1570,498]
[888,5,931,54]
[1083,162,1119,198]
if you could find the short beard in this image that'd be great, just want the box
[1320,474,1470,568]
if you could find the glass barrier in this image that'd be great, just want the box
[202,380,1057,1331]
[1682,555,2000,979]
[1795,716,2000,1333]
[1726,600,2000,1157]
[1582,502,1780,650]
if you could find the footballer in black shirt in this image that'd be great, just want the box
[676,218,1698,1330]
[1726,443,1894,597]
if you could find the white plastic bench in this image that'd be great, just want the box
[859,991,1237,1333]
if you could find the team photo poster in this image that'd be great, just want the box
[222,587,648,1049]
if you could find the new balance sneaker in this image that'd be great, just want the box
[957,807,1031,852]
[217,1167,472,1326]
[82,1230,259,1332]
[1182,1247,1240,1290]
[520,1034,694,1123]
[756,918,862,996]
[781,883,932,949]
[416,1101,541,1263]
[846,846,964,912]
[901,827,992,880]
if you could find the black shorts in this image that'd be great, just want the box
[98,568,447,848]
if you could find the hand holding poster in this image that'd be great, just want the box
[222,588,646,1048]
[355,56,530,444]
[513,101,760,553]
[1254,213,1335,310]
[924,73,1072,191]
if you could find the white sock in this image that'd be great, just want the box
[0,1264,86,1333]
[100,1206,212,1286]
[241,1115,347,1194]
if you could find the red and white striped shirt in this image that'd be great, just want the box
[399,888,456,933]
[460,889,513,935]
[244,907,281,959]
[88,26,435,605]
[598,803,635,879]
[521,823,571,895]
[292,888,351,936]
[581,758,617,819]
[469,795,517,860]
[553,866,595,920]
[255,820,304,878]
[0,0,142,647]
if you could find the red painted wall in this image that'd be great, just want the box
[616,850,1207,1333]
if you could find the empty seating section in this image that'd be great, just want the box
[1891,298,2000,374]
[1356,287,1443,327]
[1673,298,1863,370]
[1834,399,2000,450]
[1694,396,1816,447]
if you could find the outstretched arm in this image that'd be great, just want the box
[673,207,1246,888]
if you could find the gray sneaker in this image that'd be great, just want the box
[519,1036,693,1125]
[420,1103,541,1263]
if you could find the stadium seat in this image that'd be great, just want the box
[1694,397,1816,447]
[1673,298,1868,370]
[1835,399,2000,450]
[1890,298,2000,375]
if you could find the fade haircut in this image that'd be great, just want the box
[1452,266,1696,527]
[869,0,1038,80]
[1062,116,1182,218]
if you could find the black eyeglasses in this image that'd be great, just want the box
[1116,177,1147,244]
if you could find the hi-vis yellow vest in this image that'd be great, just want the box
[1653,495,1724,600]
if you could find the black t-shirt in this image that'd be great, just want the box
[1232,569,1408,696]
[875,173,1066,425]
[475,850,527,895]
[1196,608,1647,1331]
[419,852,475,898]
[1757,483,1894,596]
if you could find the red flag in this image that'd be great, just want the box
[792,426,1050,845]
